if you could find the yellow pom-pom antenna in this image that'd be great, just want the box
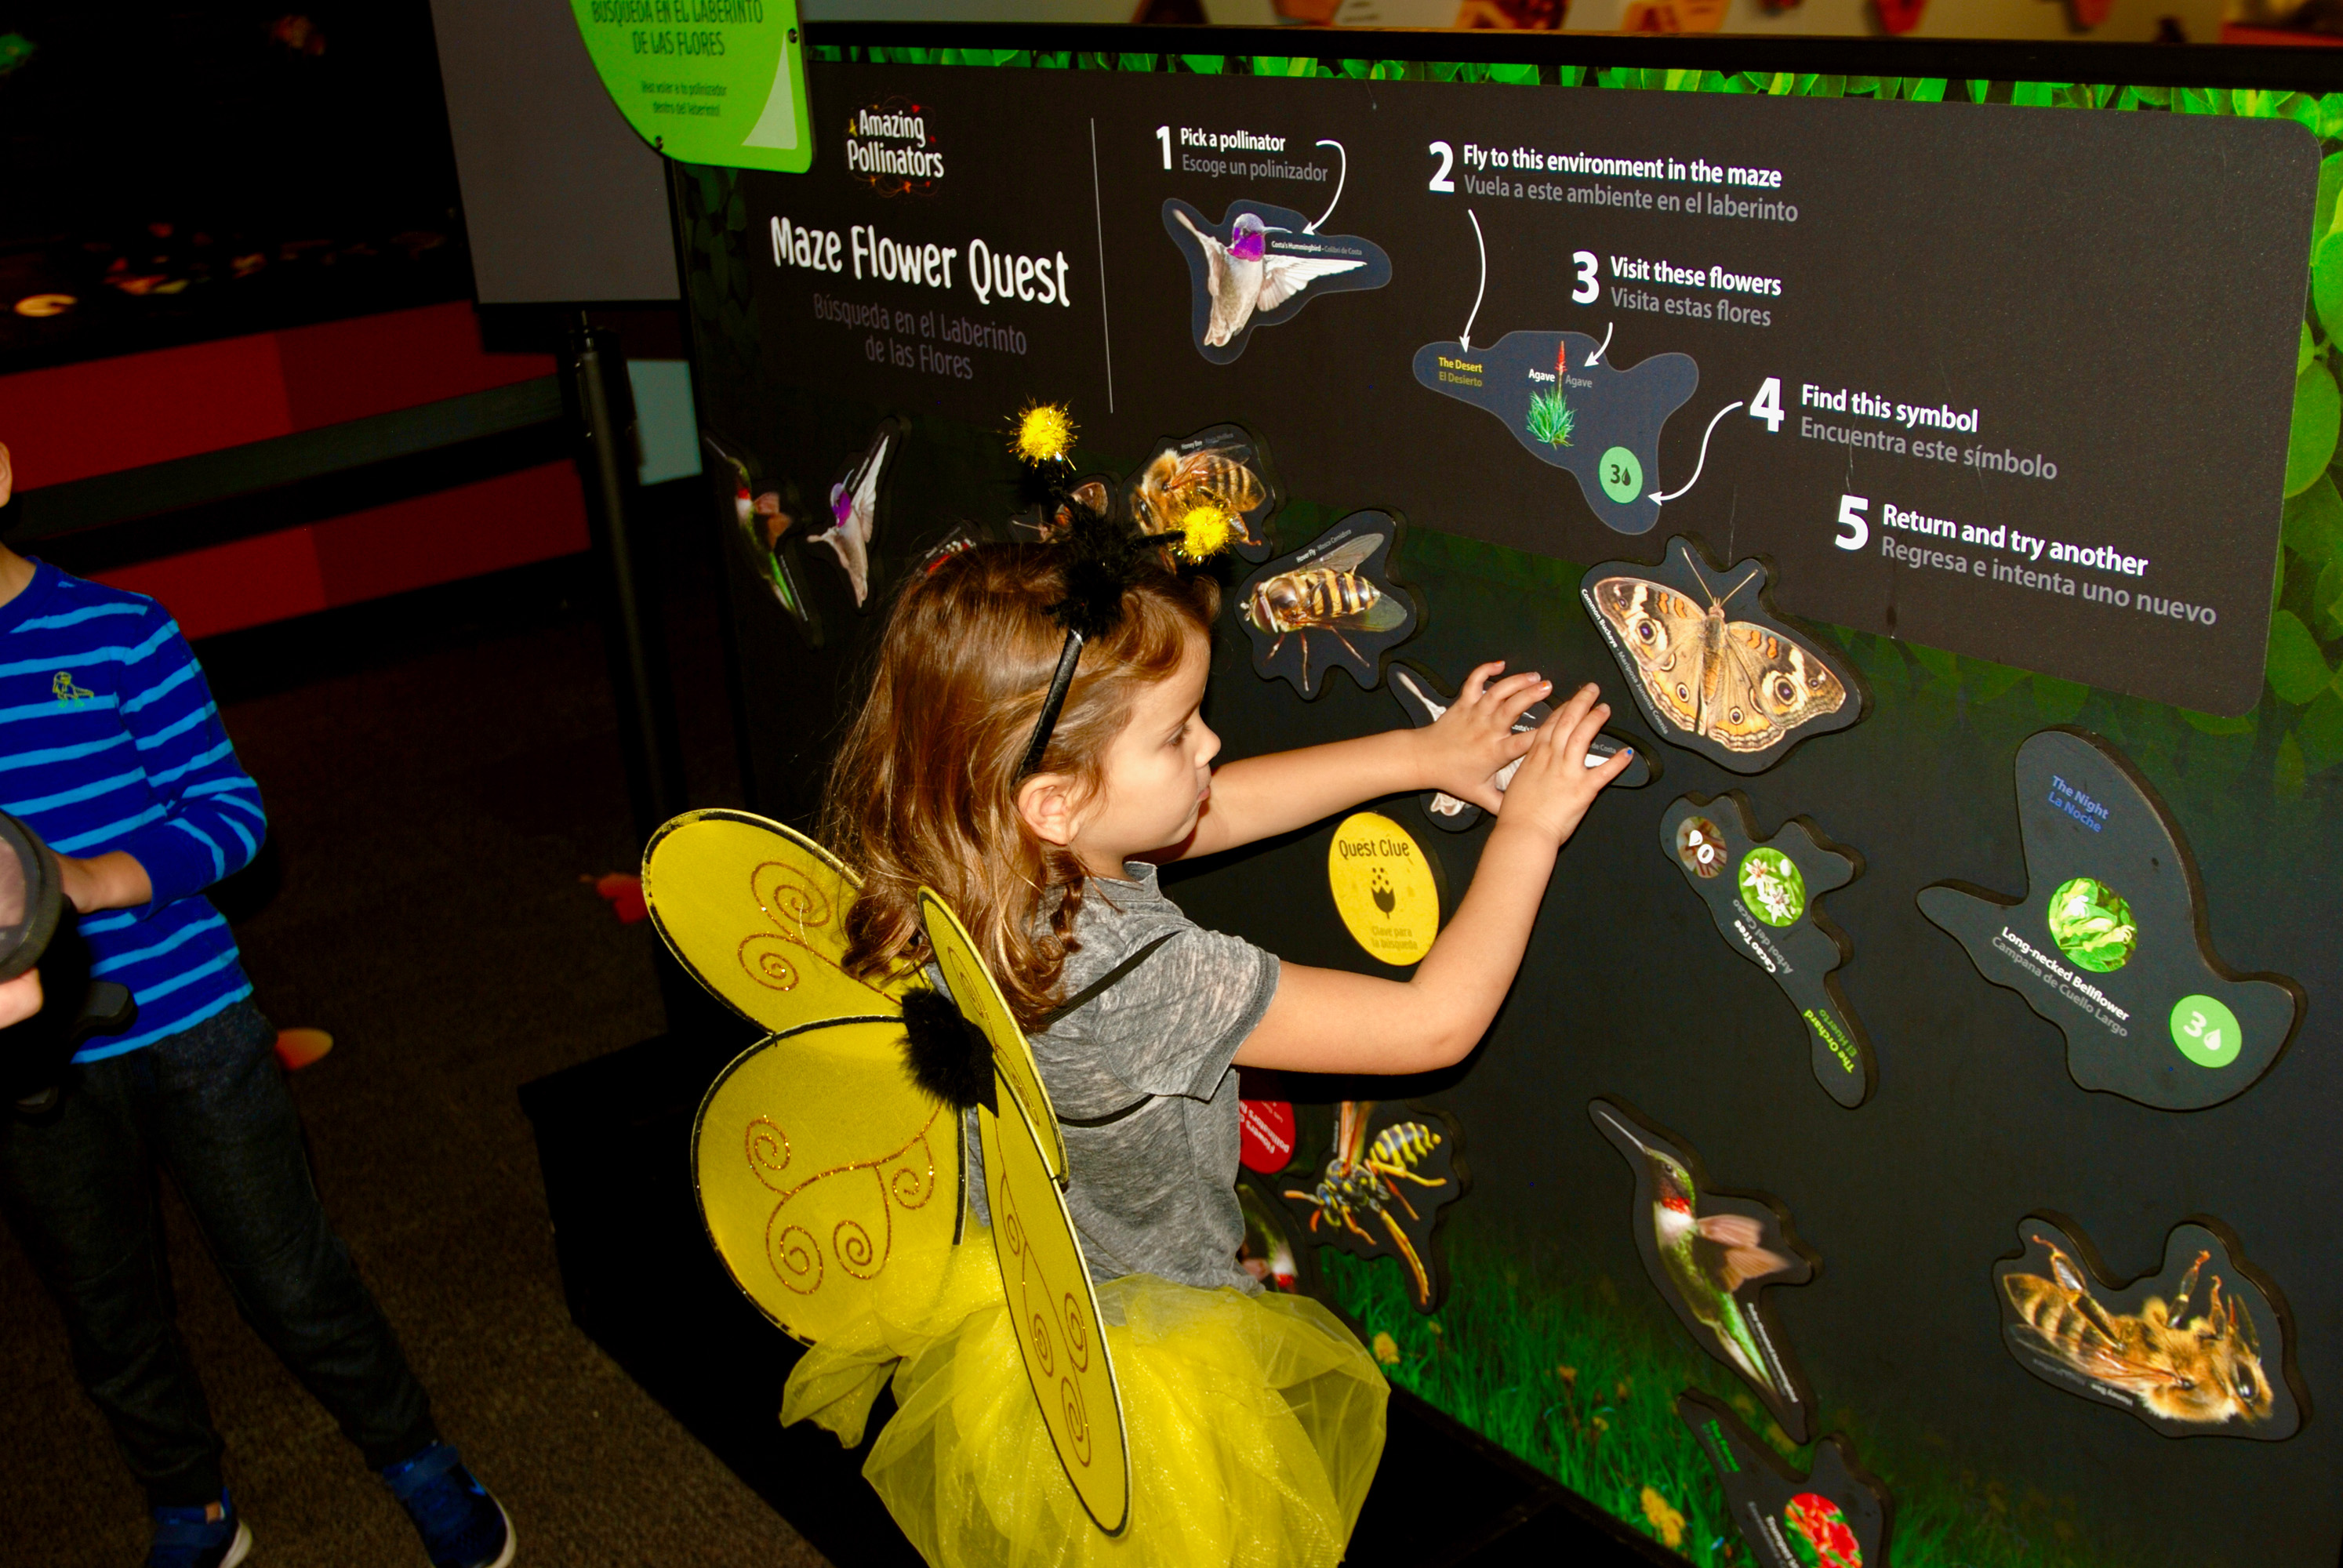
[1008,401,1077,466]
[1175,503,1237,563]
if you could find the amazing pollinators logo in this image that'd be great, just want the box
[845,97,943,196]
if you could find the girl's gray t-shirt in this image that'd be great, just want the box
[961,862,1280,1294]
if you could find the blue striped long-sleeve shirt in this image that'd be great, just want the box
[0,559,264,1061]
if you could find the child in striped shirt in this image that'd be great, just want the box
[0,441,514,1568]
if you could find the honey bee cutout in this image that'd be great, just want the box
[1994,1217,2300,1439]
[1662,793,1873,1109]
[1237,512,1418,699]
[1582,536,1864,773]
[1678,1389,1892,1568]
[1125,423,1280,564]
[1593,1100,1819,1443]
[1277,1101,1465,1312]
[1918,728,2301,1112]
[1388,661,1652,833]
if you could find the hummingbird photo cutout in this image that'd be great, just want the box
[812,418,900,610]
[1163,198,1390,365]
[1592,1098,1820,1443]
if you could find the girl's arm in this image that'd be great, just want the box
[1171,662,1550,861]
[1233,683,1630,1074]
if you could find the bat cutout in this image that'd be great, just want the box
[703,430,823,644]
[1680,1390,1892,1568]
[1993,1216,2302,1440]
[1916,728,2301,1111]
[1124,422,1281,564]
[811,419,900,610]
[1661,793,1873,1108]
[1164,198,1390,365]
[1279,1101,1466,1313]
[1412,329,1697,535]
[1236,512,1419,699]
[1388,660,1653,833]
[1582,536,1865,773]
[1593,1099,1818,1442]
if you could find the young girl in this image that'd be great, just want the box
[802,535,1630,1567]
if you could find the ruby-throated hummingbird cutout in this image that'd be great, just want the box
[1918,728,2301,1110]
[1278,1101,1465,1313]
[1387,661,1652,833]
[1164,198,1389,365]
[1593,1100,1818,1442]
[1993,1215,2301,1440]
[1679,1389,1892,1568]
[1661,793,1872,1108]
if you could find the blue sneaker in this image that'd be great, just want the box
[147,1490,252,1568]
[380,1443,514,1568]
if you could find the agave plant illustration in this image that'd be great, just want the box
[1527,385,1576,448]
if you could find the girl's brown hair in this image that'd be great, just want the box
[822,543,1219,1027]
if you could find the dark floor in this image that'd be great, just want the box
[0,545,830,1568]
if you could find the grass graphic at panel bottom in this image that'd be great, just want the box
[1527,386,1577,448]
[1324,1232,2131,1568]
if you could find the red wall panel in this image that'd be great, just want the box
[0,337,293,489]
[275,302,555,430]
[92,462,587,641]
[6,304,580,638]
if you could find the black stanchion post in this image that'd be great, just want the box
[564,313,689,842]
[561,314,706,1032]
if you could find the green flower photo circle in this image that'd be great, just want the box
[2047,877,2137,972]
[1738,848,1807,927]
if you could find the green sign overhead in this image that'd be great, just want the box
[570,0,811,174]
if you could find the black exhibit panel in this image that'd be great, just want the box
[670,35,2343,1568]
[725,56,2307,713]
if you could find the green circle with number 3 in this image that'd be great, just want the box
[1598,446,1644,503]
[2170,994,2241,1069]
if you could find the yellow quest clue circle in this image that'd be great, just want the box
[1328,811,1439,965]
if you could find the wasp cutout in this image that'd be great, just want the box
[1593,1099,1819,1443]
[1127,423,1280,564]
[1278,1102,1465,1312]
[1679,1389,1892,1568]
[1237,511,1418,699]
[1993,1217,2301,1439]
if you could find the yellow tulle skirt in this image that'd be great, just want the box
[782,1229,1388,1568]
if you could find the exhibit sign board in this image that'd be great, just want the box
[706,59,2308,713]
[570,0,811,172]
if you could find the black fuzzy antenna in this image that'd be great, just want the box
[1015,496,1158,781]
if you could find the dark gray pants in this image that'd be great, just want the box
[0,1000,435,1505]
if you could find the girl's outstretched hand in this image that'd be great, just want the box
[1490,683,1633,847]
[1414,661,1553,812]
